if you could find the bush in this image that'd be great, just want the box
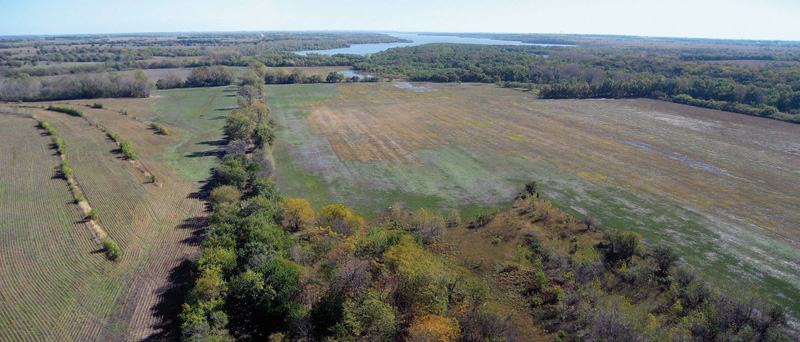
[60,159,73,180]
[91,102,103,109]
[119,140,137,160]
[102,238,122,260]
[87,208,98,221]
[150,122,168,135]
[604,230,643,264]
[468,205,500,228]
[54,136,67,155]
[47,104,83,117]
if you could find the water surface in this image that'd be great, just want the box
[296,32,567,55]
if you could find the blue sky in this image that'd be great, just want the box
[1,0,799,41]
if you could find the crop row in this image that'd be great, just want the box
[0,115,120,341]
[33,114,120,260]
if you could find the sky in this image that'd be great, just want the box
[1,0,799,41]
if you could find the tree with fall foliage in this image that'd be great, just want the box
[282,198,314,232]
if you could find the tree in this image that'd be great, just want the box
[604,230,643,264]
[652,245,679,276]
[407,314,461,342]
[240,69,265,87]
[253,123,274,149]
[102,238,122,260]
[326,72,345,83]
[209,185,242,207]
[248,177,281,202]
[524,181,537,196]
[282,198,314,232]
[318,204,361,235]
[237,84,263,107]
[343,291,396,340]
[224,112,255,141]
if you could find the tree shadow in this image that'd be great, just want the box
[175,216,208,245]
[141,259,195,342]
[210,115,228,119]
[185,150,224,158]
[187,177,215,205]
[198,139,227,146]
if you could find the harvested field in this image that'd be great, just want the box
[270,82,800,321]
[0,114,120,341]
[0,86,232,341]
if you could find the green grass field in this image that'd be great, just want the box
[148,86,237,182]
[269,82,800,322]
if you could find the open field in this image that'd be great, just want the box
[270,82,800,321]
[0,114,121,341]
[0,86,233,340]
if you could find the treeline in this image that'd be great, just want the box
[181,90,519,341]
[156,64,379,90]
[1,32,405,72]
[0,70,152,101]
[352,44,800,122]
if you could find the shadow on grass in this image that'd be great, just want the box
[186,150,224,158]
[198,139,227,146]
[141,259,195,342]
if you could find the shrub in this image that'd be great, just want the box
[91,102,103,109]
[102,238,122,260]
[87,208,98,221]
[60,159,73,180]
[54,137,67,155]
[75,193,86,203]
[150,122,168,135]
[604,230,643,264]
[407,314,461,342]
[468,205,499,228]
[443,208,461,227]
[47,104,83,117]
[119,140,137,160]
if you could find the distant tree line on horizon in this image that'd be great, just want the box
[351,44,800,123]
[0,70,152,101]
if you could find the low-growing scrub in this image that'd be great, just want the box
[119,140,137,160]
[90,102,103,109]
[149,122,168,135]
[59,159,73,180]
[47,104,83,117]
[101,238,122,260]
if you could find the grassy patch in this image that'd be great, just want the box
[149,86,238,182]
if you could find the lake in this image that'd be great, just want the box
[295,32,568,55]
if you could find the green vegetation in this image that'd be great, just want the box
[87,208,98,221]
[59,159,73,180]
[47,104,83,117]
[0,115,125,341]
[150,86,238,182]
[101,238,122,260]
[91,102,103,109]
[149,122,168,135]
[353,43,800,123]
[119,140,137,160]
